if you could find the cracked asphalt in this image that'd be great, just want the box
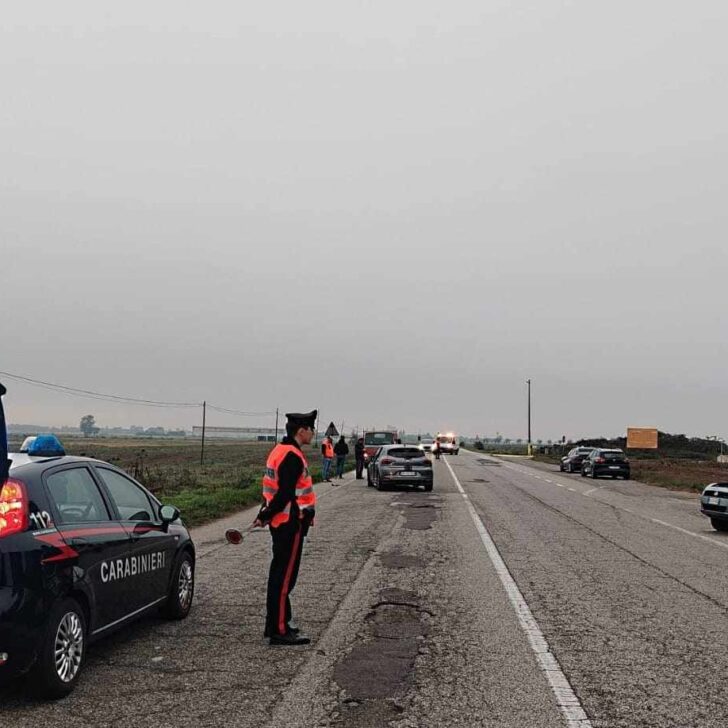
[3,450,727,727]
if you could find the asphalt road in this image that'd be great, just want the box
[2,451,726,727]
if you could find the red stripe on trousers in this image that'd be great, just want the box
[278,526,302,635]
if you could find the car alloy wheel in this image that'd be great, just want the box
[178,559,194,612]
[55,611,84,684]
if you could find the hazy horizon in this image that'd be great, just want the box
[3,1,726,443]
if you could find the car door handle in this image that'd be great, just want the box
[71,537,103,553]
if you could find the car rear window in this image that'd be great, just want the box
[603,451,625,461]
[365,432,396,445]
[387,448,423,459]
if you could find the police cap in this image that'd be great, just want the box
[285,410,318,430]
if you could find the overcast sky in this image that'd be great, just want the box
[2,1,727,441]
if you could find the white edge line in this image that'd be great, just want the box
[444,456,593,728]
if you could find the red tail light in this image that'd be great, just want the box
[380,458,394,465]
[595,457,605,464]
[0,479,29,539]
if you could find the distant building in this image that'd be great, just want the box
[192,426,279,441]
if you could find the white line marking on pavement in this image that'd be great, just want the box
[443,457,592,728]
[502,463,728,553]
[647,516,728,551]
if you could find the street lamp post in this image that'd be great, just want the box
[526,379,532,456]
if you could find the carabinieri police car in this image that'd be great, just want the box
[0,434,195,698]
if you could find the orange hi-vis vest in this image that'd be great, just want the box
[262,444,316,528]
[323,441,334,458]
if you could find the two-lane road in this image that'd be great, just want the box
[2,451,726,727]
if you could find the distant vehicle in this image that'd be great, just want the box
[0,434,195,697]
[367,444,433,491]
[418,439,434,453]
[700,482,728,532]
[436,433,459,455]
[363,430,398,464]
[581,448,630,480]
[560,447,594,473]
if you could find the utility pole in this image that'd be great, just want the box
[200,400,207,466]
[274,407,279,442]
[315,408,320,445]
[526,379,532,456]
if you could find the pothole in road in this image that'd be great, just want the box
[470,478,488,483]
[476,458,501,466]
[379,549,425,569]
[392,495,442,531]
[332,587,431,726]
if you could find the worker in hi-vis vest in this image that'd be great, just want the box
[321,435,334,482]
[254,410,317,645]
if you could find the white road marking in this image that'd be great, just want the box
[502,462,728,553]
[443,457,592,728]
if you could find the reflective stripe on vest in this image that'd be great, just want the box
[262,443,316,527]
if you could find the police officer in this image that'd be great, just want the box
[254,410,317,646]
[354,437,365,479]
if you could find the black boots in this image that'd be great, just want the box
[269,630,311,646]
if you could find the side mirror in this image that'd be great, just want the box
[160,505,180,524]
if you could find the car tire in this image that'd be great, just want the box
[160,552,195,620]
[559,464,564,472]
[710,518,728,532]
[580,469,587,477]
[32,597,87,699]
[623,475,630,480]
[424,482,433,492]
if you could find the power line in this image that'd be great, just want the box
[207,404,274,417]
[0,370,275,418]
[0,370,200,409]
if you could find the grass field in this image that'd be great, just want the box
[8,435,340,527]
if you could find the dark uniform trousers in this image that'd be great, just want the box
[355,458,365,479]
[266,517,305,636]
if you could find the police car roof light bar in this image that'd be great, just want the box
[27,434,66,457]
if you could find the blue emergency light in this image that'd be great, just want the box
[27,434,66,457]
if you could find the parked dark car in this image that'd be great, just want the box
[700,482,728,532]
[560,447,594,473]
[0,435,195,698]
[367,445,433,491]
[581,448,630,480]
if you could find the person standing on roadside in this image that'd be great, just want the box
[321,436,334,482]
[354,437,365,479]
[254,410,317,646]
[334,435,349,480]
